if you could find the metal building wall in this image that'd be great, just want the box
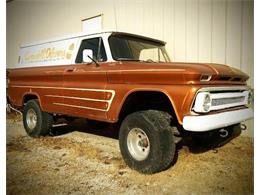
[6,0,254,136]
[114,0,253,87]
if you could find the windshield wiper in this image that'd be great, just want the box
[143,59,154,63]
[116,58,161,63]
[116,58,141,61]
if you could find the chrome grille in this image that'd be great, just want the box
[192,87,250,113]
[211,96,245,106]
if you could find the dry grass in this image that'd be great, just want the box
[6,113,253,194]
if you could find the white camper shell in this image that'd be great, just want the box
[18,31,113,68]
[17,30,165,68]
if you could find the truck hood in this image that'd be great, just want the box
[107,62,249,85]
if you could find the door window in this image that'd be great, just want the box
[75,37,107,63]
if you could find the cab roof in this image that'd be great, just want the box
[20,30,166,48]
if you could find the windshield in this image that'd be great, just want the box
[108,34,171,62]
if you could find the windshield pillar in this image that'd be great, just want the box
[102,33,116,62]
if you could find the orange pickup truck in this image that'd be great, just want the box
[7,30,253,173]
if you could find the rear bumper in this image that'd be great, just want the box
[183,108,253,132]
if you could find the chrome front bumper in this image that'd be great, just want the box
[183,108,253,132]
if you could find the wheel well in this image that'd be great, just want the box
[119,91,178,124]
[23,94,38,105]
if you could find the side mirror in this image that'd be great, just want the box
[83,49,93,63]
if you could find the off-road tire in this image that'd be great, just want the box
[23,100,53,137]
[119,110,176,174]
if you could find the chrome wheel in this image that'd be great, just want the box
[127,128,150,161]
[26,108,37,130]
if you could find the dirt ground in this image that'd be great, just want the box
[6,112,253,195]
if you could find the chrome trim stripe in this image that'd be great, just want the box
[45,95,108,102]
[12,85,115,112]
[12,85,115,93]
[53,103,107,111]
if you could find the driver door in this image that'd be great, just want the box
[61,37,109,121]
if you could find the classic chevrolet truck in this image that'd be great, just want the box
[7,30,253,173]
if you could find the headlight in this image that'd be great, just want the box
[203,93,211,112]
[193,92,212,113]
